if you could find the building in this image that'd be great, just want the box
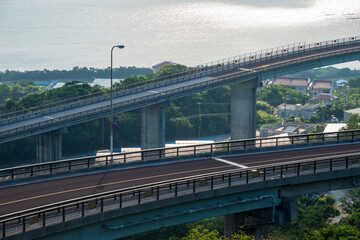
[309,79,333,95]
[260,122,315,137]
[151,61,178,73]
[323,123,347,133]
[344,107,360,122]
[301,103,320,119]
[276,103,319,120]
[271,77,310,94]
[90,78,122,88]
[315,93,336,105]
[276,103,299,119]
[335,79,347,87]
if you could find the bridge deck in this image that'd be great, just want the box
[1,142,359,216]
[1,38,360,143]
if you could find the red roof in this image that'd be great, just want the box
[273,77,308,87]
[152,61,177,70]
[315,94,335,101]
[313,80,332,89]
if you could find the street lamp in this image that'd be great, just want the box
[110,45,125,154]
[197,102,201,138]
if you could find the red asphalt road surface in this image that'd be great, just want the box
[1,143,360,216]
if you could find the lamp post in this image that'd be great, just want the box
[110,45,125,154]
[197,102,201,138]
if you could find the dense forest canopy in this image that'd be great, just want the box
[0,66,152,82]
[286,66,360,80]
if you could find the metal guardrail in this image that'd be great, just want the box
[1,36,359,125]
[1,141,360,238]
[1,41,360,141]
[1,129,360,183]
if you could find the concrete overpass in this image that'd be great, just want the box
[1,130,360,239]
[1,36,360,162]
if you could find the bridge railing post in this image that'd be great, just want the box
[297,163,300,176]
[3,221,5,238]
[211,176,214,190]
[22,217,26,233]
[62,207,65,222]
[263,168,266,181]
[175,183,178,197]
[157,186,160,200]
[81,202,84,217]
[119,194,122,208]
[330,159,333,171]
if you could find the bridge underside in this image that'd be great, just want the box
[16,166,360,240]
[36,188,281,240]
[257,52,360,80]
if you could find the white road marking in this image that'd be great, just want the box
[238,68,256,72]
[211,157,248,169]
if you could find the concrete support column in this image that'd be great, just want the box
[36,129,62,163]
[141,103,166,150]
[223,213,240,237]
[231,78,257,140]
[276,198,298,224]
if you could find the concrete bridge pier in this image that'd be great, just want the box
[141,103,166,159]
[36,129,62,163]
[223,213,240,237]
[276,198,298,224]
[231,78,257,140]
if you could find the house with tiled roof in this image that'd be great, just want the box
[309,79,333,95]
[152,61,178,73]
[344,107,360,121]
[315,93,336,105]
[271,77,311,94]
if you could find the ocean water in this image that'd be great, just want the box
[0,0,360,71]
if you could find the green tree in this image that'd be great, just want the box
[257,85,308,107]
[265,196,339,240]
[0,83,11,104]
[308,225,360,240]
[257,101,275,114]
[340,188,360,214]
[348,76,360,88]
[182,226,220,240]
[343,114,360,130]
[257,110,281,127]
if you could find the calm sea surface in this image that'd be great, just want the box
[0,0,360,71]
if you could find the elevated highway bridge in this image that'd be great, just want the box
[1,36,360,162]
[1,130,360,239]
